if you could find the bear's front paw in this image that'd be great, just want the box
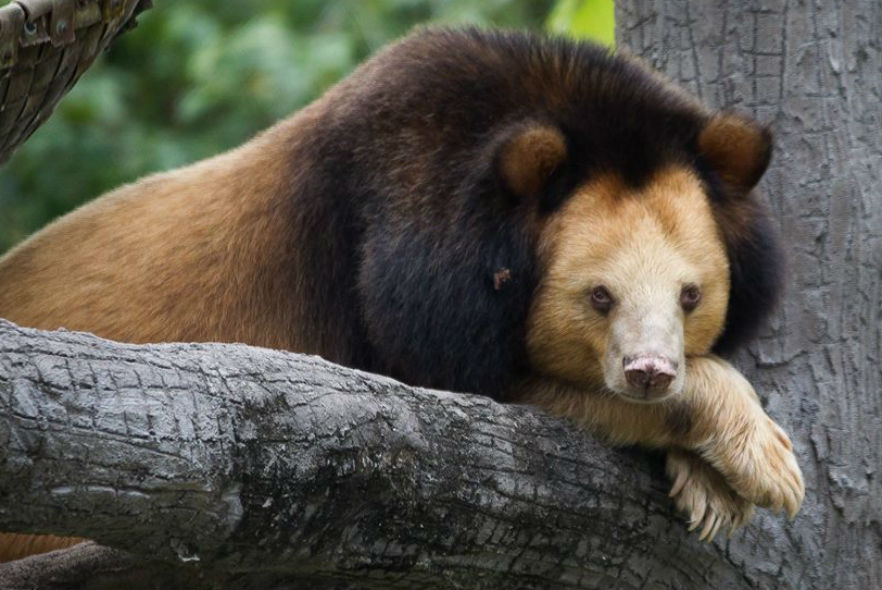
[666,449,754,541]
[702,410,804,518]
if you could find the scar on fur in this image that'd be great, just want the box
[493,268,512,291]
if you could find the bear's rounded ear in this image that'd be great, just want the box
[698,114,772,192]
[496,123,568,200]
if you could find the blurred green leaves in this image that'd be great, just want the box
[547,0,615,46]
[0,0,613,253]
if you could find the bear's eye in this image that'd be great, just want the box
[681,283,702,312]
[590,285,614,314]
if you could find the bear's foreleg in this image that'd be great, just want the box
[517,355,804,537]
[675,355,804,520]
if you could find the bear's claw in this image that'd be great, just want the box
[666,449,755,542]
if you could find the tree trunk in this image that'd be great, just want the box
[617,0,882,588]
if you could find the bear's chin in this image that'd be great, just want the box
[606,379,685,404]
[612,390,681,404]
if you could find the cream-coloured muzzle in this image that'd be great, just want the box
[604,302,686,402]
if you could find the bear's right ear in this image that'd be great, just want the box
[495,123,568,201]
[698,113,773,192]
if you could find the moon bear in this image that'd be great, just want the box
[0,28,804,553]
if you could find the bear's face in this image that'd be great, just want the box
[526,167,730,402]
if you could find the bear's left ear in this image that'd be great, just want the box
[698,113,772,192]
[496,123,568,200]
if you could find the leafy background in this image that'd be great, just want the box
[0,0,613,254]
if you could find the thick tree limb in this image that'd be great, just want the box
[0,319,766,589]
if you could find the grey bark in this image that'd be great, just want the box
[617,1,882,589]
[0,319,752,590]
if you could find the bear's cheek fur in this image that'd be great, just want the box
[525,167,730,398]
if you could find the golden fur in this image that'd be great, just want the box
[0,534,85,563]
[0,107,325,352]
[526,167,730,388]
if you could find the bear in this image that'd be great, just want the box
[0,27,803,559]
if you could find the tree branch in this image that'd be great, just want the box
[0,319,759,589]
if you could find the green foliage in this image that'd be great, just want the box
[547,0,615,46]
[0,0,613,254]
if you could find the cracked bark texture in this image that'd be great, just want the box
[1,320,758,589]
[618,1,882,589]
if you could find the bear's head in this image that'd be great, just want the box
[496,116,777,402]
[350,30,782,401]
